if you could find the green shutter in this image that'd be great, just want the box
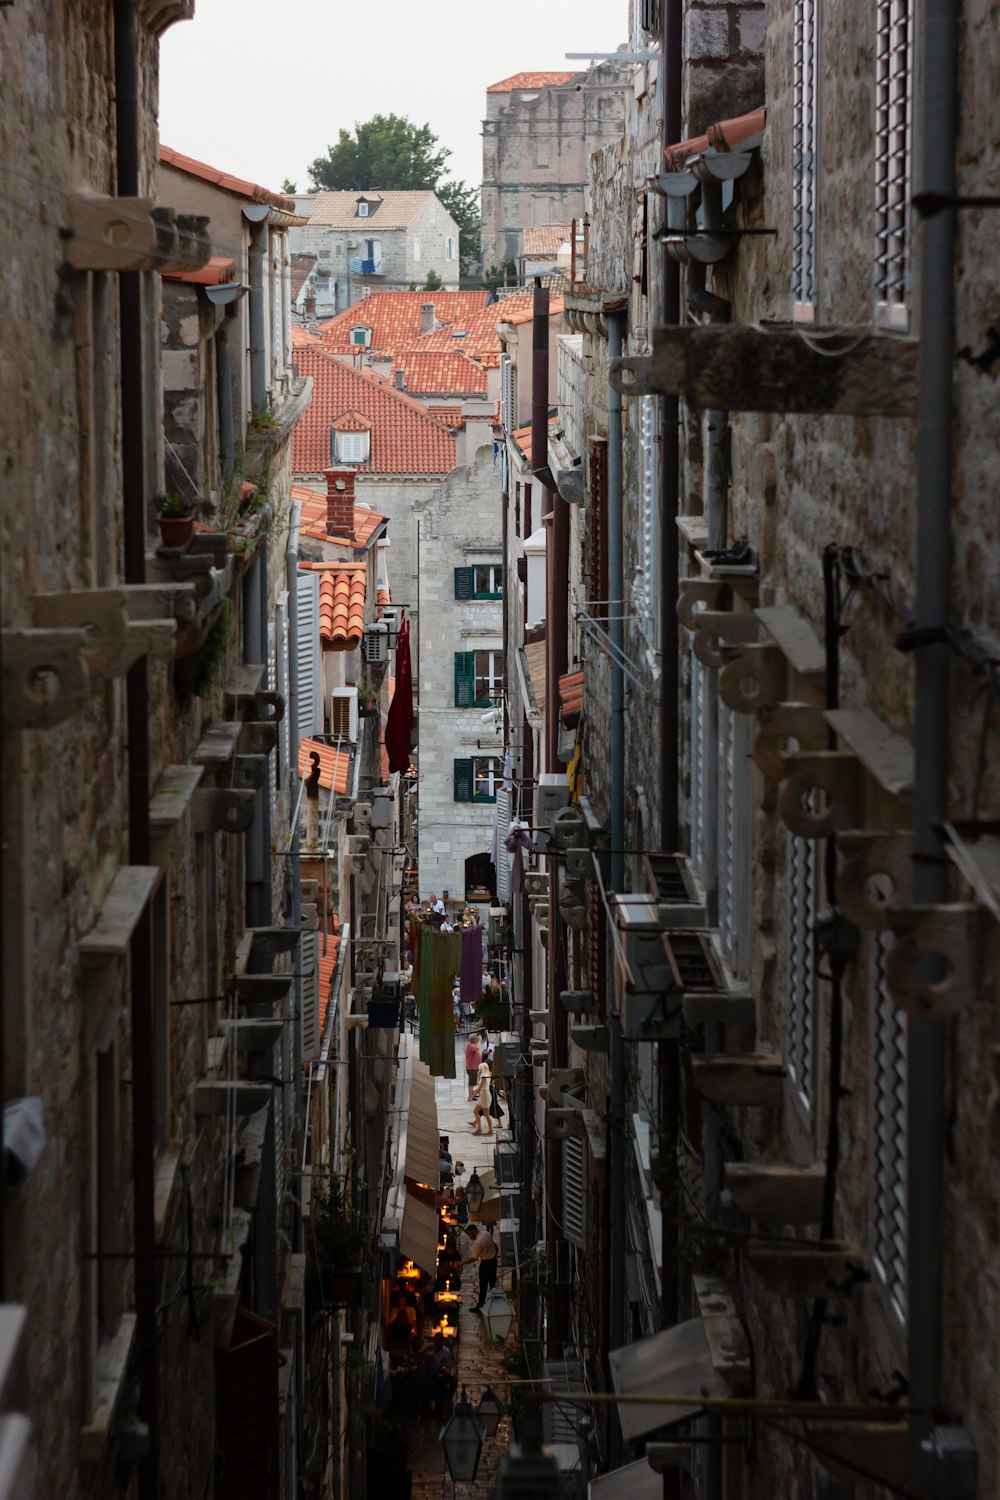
[454,567,474,600]
[454,651,476,707]
[454,758,474,802]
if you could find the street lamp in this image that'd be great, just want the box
[476,1385,505,1438]
[440,1387,486,1481]
[465,1170,485,1216]
[480,1284,516,1345]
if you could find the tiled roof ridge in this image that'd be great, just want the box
[486,70,579,93]
[664,106,766,172]
[160,144,296,212]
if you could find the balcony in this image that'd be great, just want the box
[350,257,383,277]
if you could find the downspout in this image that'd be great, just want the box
[908,0,958,1485]
[607,310,627,1461]
[216,312,235,485]
[246,208,270,413]
[114,0,158,1486]
[286,500,305,1485]
[244,553,272,929]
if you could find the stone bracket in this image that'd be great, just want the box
[194,1081,274,1117]
[884,903,995,1016]
[138,0,196,36]
[542,1068,585,1106]
[559,989,593,1016]
[720,638,825,715]
[1,628,90,728]
[610,325,919,417]
[232,756,269,792]
[238,721,279,756]
[125,582,199,625]
[192,787,256,835]
[777,751,864,837]
[747,1239,867,1298]
[226,666,285,724]
[724,1162,826,1224]
[545,1109,587,1140]
[248,927,303,959]
[753,703,828,784]
[62,194,210,274]
[837,831,913,930]
[30,588,178,676]
[234,974,295,1007]
[569,1024,610,1053]
[691,610,759,669]
[677,576,728,631]
[689,1053,786,1108]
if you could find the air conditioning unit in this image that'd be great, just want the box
[370,792,392,829]
[362,623,388,664]
[535,774,568,847]
[331,687,359,741]
[488,905,508,944]
[381,607,401,646]
[612,895,681,1041]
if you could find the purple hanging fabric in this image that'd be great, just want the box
[505,824,534,894]
[460,924,484,1004]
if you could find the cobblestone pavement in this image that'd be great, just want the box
[406,1033,515,1499]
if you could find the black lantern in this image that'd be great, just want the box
[495,1417,561,1500]
[465,1170,485,1216]
[440,1387,486,1481]
[476,1385,505,1438]
[480,1285,516,1345]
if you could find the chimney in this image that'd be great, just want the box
[394,369,406,390]
[325,468,356,540]
[420,301,435,334]
[303,289,316,318]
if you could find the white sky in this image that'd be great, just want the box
[159,0,626,198]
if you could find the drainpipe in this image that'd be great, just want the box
[205,283,248,488]
[908,0,958,1486]
[245,208,270,413]
[244,552,272,930]
[113,0,158,1487]
[286,500,306,1484]
[607,310,627,1460]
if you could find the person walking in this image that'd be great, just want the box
[468,1062,494,1135]
[461,1221,499,1310]
[464,1032,482,1101]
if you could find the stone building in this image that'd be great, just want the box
[497,0,1000,1496]
[290,191,460,314]
[480,64,632,272]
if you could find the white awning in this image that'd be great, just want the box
[609,1318,728,1441]
[399,1187,439,1276]
[403,1057,439,1191]
[588,1458,662,1500]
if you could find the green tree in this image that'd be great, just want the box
[306,114,481,279]
[423,269,443,291]
[280,178,298,195]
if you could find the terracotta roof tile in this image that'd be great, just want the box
[318,291,490,358]
[299,738,351,795]
[392,349,488,397]
[160,144,300,214]
[317,917,341,1036]
[377,587,391,607]
[292,323,321,348]
[291,483,387,549]
[301,562,367,649]
[664,107,766,172]
[292,345,456,475]
[497,294,564,327]
[290,253,317,299]
[329,409,372,432]
[307,191,447,228]
[486,71,578,93]
[162,255,235,286]
[559,669,584,725]
[510,415,557,464]
[521,225,572,257]
[427,406,465,428]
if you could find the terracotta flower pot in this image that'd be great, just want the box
[158,514,195,550]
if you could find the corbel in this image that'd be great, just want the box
[191,787,256,835]
[777,752,865,837]
[569,1024,610,1052]
[545,1109,587,1140]
[225,666,285,725]
[62,195,210,274]
[234,974,294,1011]
[692,610,759,669]
[723,1162,827,1224]
[677,576,728,630]
[837,832,913,929]
[753,702,828,783]
[719,605,825,714]
[1,628,90,728]
[559,989,593,1015]
[194,1081,274,1117]
[31,589,177,676]
[231,756,269,792]
[79,866,162,1050]
[125,582,199,625]
[805,1422,908,1494]
[138,0,197,38]
[238,722,278,756]
[747,1239,866,1299]
[884,904,997,1016]
[247,927,303,960]
[689,1052,786,1108]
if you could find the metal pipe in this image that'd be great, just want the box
[216,314,235,485]
[114,0,158,1488]
[908,0,958,1481]
[248,220,269,413]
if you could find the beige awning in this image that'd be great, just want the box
[589,1459,663,1500]
[609,1318,729,1441]
[400,1186,439,1276]
[403,1057,439,1191]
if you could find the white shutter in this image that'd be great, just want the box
[689,645,707,876]
[717,703,751,980]
[786,828,819,1109]
[495,783,512,902]
[275,594,289,794]
[792,0,819,315]
[301,928,320,1061]
[874,0,913,326]
[639,395,660,642]
[295,570,321,746]
[267,623,277,828]
[562,1135,586,1250]
[500,354,512,431]
[870,931,907,1325]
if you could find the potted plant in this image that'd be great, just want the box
[155,491,196,550]
[357,676,379,716]
[310,1176,366,1303]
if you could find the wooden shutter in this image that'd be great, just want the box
[295,570,320,745]
[589,439,608,621]
[215,1309,279,1500]
[454,566,475,600]
[562,1135,587,1249]
[454,651,476,707]
[453,758,474,802]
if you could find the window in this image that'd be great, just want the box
[874,0,914,326]
[717,702,751,980]
[454,756,502,802]
[413,236,421,262]
[786,829,820,1110]
[454,564,502,600]
[357,199,369,217]
[332,428,370,464]
[446,237,456,261]
[792,0,820,318]
[349,325,372,346]
[637,395,661,643]
[453,650,503,707]
[870,932,907,1325]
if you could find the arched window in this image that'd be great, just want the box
[464,852,496,903]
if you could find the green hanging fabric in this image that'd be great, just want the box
[425,928,461,1079]
[418,924,433,1065]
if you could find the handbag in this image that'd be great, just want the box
[489,1086,504,1121]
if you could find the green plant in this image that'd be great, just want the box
[310,1176,365,1267]
[357,676,377,702]
[188,598,232,698]
[423,268,442,291]
[155,490,195,518]
[248,407,279,432]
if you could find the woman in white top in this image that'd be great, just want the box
[468,1062,494,1136]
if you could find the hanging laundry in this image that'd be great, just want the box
[418,924,460,1079]
[504,822,535,894]
[385,614,414,775]
[459,924,484,1004]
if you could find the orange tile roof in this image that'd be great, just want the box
[559,669,583,724]
[427,405,465,429]
[419,294,531,368]
[307,191,446,228]
[486,71,578,93]
[391,349,489,397]
[521,225,572,257]
[301,562,367,649]
[299,738,352,794]
[377,587,391,607]
[290,253,316,299]
[292,323,321,348]
[317,917,342,1035]
[162,255,236,286]
[497,295,564,326]
[291,483,387,549]
[664,107,766,172]
[160,145,300,214]
[510,415,557,463]
[292,345,456,476]
[318,291,490,357]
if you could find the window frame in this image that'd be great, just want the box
[349,325,372,347]
[453,755,502,803]
[357,199,370,218]
[332,428,370,465]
